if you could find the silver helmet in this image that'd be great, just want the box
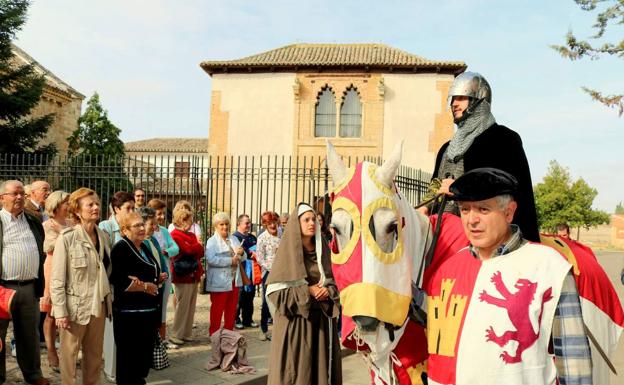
[447,71,492,107]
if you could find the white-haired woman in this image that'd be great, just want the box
[41,190,70,370]
[204,212,246,336]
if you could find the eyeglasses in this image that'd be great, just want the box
[1,192,25,197]
[129,223,146,229]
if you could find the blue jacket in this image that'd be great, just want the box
[204,233,246,292]
[99,216,122,247]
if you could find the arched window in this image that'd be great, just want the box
[315,86,336,137]
[340,86,362,138]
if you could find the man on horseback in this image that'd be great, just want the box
[425,72,540,242]
[425,168,592,385]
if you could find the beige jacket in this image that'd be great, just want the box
[51,225,112,324]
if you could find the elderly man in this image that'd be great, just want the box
[425,168,591,385]
[0,181,48,385]
[24,181,50,222]
[426,72,539,242]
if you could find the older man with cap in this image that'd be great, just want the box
[0,180,48,385]
[424,168,591,385]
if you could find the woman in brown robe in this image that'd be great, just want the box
[266,203,342,385]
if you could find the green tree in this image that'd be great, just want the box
[534,160,610,233]
[615,201,624,214]
[67,92,124,157]
[65,92,131,211]
[0,0,55,154]
[552,0,624,116]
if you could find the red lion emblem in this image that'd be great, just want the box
[479,271,553,364]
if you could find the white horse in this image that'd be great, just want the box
[327,141,448,385]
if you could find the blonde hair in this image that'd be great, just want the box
[173,209,193,228]
[68,188,100,223]
[173,200,192,213]
[45,190,70,217]
[118,211,143,231]
[212,211,230,228]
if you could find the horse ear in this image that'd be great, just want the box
[376,141,403,187]
[326,140,348,186]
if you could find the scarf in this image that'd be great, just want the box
[265,203,336,306]
[446,99,496,162]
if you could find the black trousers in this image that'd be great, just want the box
[113,310,158,385]
[0,282,42,383]
[236,287,255,326]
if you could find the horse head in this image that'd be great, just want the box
[327,141,431,348]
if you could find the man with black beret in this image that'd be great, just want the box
[425,168,592,385]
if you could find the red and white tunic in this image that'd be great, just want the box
[426,243,571,385]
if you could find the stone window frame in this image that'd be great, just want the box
[313,83,363,139]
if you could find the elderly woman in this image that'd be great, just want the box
[98,191,134,381]
[266,203,341,385]
[204,212,246,336]
[147,199,179,345]
[168,200,202,242]
[255,211,281,341]
[169,209,204,345]
[41,190,70,369]
[137,207,169,283]
[110,211,163,385]
[51,188,112,385]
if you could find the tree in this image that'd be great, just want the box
[552,0,624,116]
[616,201,624,214]
[0,0,55,155]
[534,160,610,233]
[65,92,131,209]
[67,92,124,157]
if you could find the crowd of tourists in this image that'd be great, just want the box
[0,180,304,384]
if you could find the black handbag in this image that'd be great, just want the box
[173,253,198,276]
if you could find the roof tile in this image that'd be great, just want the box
[200,43,465,74]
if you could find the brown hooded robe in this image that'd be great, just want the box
[266,204,342,385]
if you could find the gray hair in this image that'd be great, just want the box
[45,191,70,217]
[136,206,156,221]
[495,194,514,209]
[0,180,24,195]
[213,211,231,227]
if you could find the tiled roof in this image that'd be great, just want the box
[11,44,85,99]
[124,138,209,153]
[201,43,465,74]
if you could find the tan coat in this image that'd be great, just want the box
[50,225,112,324]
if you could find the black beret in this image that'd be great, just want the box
[450,168,518,201]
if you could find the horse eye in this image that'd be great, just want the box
[386,222,398,234]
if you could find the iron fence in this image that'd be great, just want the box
[0,153,431,241]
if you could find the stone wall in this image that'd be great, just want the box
[30,87,83,155]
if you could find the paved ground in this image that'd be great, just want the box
[3,251,623,384]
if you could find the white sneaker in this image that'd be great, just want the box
[164,340,179,350]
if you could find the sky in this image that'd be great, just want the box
[14,0,623,212]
